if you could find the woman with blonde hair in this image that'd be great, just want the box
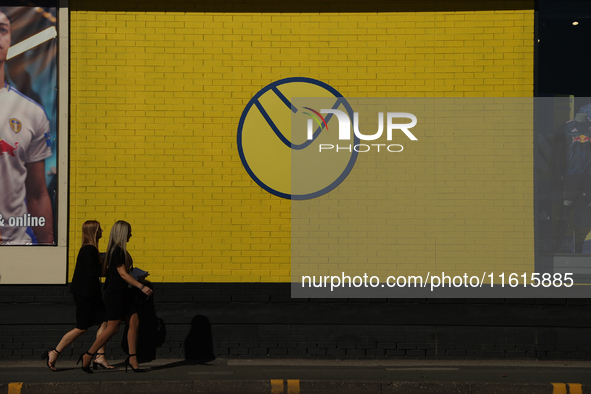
[78,220,153,373]
[42,220,114,371]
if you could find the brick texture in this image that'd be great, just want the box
[2,283,590,361]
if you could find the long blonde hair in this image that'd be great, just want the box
[81,220,101,250]
[104,220,132,274]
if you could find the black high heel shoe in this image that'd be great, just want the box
[77,351,95,374]
[124,354,146,373]
[93,353,114,370]
[41,349,60,372]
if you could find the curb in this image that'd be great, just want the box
[2,381,586,394]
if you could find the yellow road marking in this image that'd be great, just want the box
[569,383,583,394]
[271,379,284,394]
[8,382,23,394]
[552,383,567,394]
[287,379,300,394]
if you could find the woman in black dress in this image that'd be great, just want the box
[42,220,114,371]
[78,220,153,373]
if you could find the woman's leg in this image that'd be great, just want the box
[94,321,114,368]
[81,320,120,367]
[48,327,87,369]
[125,313,140,369]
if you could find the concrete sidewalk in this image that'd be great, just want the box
[0,358,590,393]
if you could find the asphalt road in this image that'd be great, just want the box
[0,358,590,393]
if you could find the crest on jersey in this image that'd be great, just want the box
[9,118,21,133]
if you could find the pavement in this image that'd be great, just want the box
[0,358,590,393]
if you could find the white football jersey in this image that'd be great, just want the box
[0,84,51,244]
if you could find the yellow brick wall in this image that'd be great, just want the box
[69,1,535,283]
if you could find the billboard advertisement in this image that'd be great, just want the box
[0,5,57,246]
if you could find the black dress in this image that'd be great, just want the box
[103,246,136,320]
[70,244,106,329]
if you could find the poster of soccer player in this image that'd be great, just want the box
[0,4,57,245]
